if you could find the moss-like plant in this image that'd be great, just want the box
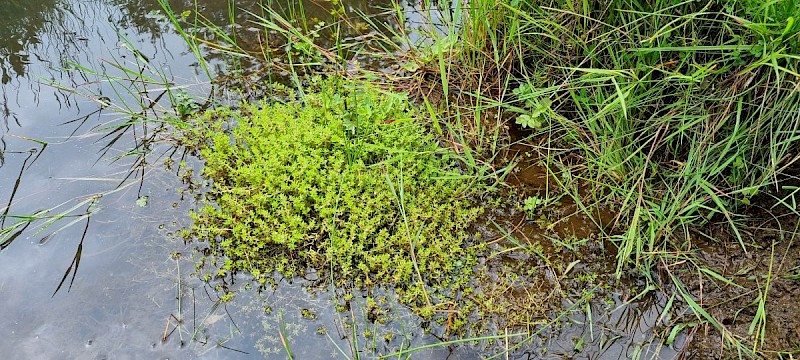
[184,77,484,312]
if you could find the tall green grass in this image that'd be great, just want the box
[415,0,800,355]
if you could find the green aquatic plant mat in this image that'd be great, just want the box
[184,78,484,311]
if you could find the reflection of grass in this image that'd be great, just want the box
[0,181,139,295]
[2,1,213,297]
[155,0,211,79]
[0,0,60,80]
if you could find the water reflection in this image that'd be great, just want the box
[1,0,56,129]
[0,0,222,358]
[0,0,405,358]
[0,0,58,83]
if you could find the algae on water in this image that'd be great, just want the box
[184,78,484,314]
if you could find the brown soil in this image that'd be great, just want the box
[682,203,800,359]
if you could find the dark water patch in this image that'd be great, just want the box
[471,206,684,358]
[469,133,683,358]
[494,137,617,245]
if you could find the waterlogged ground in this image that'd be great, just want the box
[685,200,800,358]
[0,0,698,359]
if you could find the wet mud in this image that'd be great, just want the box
[684,202,800,358]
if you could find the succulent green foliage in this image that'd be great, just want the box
[184,77,483,309]
[513,85,557,130]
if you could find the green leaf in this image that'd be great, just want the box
[402,61,420,72]
[136,196,148,207]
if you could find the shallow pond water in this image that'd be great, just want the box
[0,0,685,359]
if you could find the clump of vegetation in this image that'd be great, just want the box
[182,77,484,315]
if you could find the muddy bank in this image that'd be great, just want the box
[683,201,800,358]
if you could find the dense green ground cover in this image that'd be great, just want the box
[183,78,485,316]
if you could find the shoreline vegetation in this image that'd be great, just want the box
[115,0,800,358]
